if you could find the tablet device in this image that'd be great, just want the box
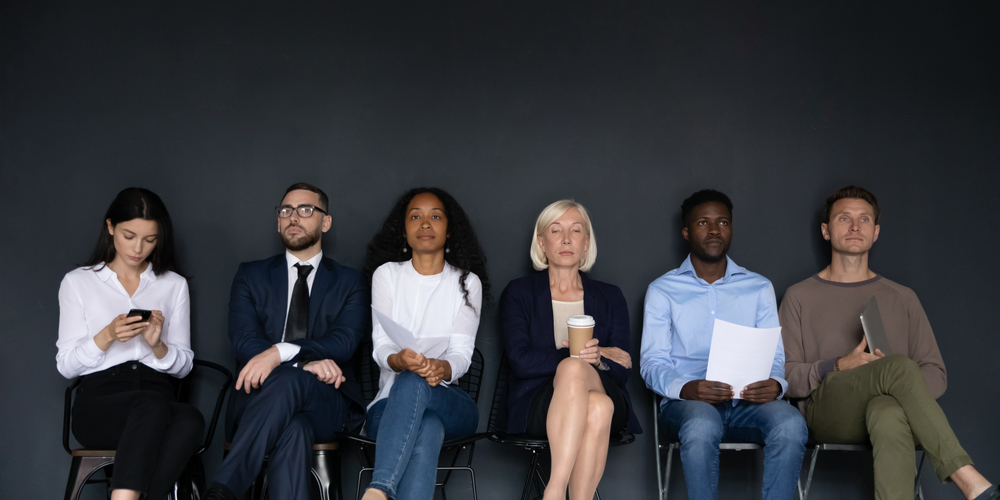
[860,296,893,356]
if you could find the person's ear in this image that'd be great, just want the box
[681,226,689,242]
[872,224,880,244]
[820,223,830,241]
[321,214,332,233]
[106,219,114,236]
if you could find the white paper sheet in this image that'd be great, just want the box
[704,319,781,398]
[373,308,450,359]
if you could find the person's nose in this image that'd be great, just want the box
[707,222,721,235]
[420,218,431,229]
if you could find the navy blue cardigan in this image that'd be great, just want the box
[499,271,642,435]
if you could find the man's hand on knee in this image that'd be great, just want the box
[304,359,346,388]
[741,378,781,403]
[838,337,885,371]
[236,346,282,393]
[681,379,734,403]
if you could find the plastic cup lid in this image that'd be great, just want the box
[567,315,595,327]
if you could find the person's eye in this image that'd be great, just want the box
[410,214,419,220]
[720,221,729,226]
[124,235,134,240]
[432,215,441,220]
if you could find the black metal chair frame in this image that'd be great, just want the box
[487,355,635,500]
[797,442,927,500]
[651,394,763,500]
[63,359,232,500]
[344,343,488,500]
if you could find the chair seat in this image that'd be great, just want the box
[70,449,116,457]
[223,441,339,452]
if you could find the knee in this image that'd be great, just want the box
[413,414,445,453]
[174,404,206,435]
[281,414,315,444]
[262,365,311,392]
[880,355,921,380]
[392,370,431,399]
[865,396,909,437]
[676,407,724,446]
[763,405,808,448]
[553,358,592,388]
[586,392,614,429]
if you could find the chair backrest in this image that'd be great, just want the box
[353,342,487,405]
[486,353,511,434]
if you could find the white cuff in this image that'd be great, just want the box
[275,342,302,363]
[82,336,108,365]
[148,343,178,370]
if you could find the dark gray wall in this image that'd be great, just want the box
[2,2,997,499]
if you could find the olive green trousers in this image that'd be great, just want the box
[806,355,972,500]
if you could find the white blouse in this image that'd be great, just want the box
[56,264,194,379]
[370,260,482,409]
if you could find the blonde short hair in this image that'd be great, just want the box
[530,199,597,272]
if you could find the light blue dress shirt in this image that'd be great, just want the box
[640,255,787,401]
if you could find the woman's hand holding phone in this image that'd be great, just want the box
[95,313,148,351]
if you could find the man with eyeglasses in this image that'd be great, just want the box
[207,183,368,500]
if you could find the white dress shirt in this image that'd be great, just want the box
[370,260,482,409]
[56,263,194,379]
[274,250,324,362]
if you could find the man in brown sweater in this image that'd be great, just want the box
[780,186,996,500]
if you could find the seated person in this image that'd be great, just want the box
[500,199,641,500]
[360,188,489,500]
[640,189,807,500]
[781,185,997,500]
[206,183,368,500]
[57,188,203,500]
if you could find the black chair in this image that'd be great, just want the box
[63,359,233,500]
[344,342,488,500]
[651,394,762,500]
[797,442,927,500]
[486,354,635,500]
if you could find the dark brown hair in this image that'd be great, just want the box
[82,187,184,277]
[283,182,329,212]
[823,185,880,224]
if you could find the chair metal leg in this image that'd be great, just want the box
[520,450,539,500]
[798,445,820,500]
[914,451,926,500]
[312,448,342,500]
[664,443,676,500]
[64,456,115,500]
[653,396,664,500]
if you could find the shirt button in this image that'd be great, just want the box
[711,311,715,314]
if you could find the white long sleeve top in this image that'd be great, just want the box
[56,264,194,379]
[370,260,482,409]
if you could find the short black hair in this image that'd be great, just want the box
[681,189,733,226]
[823,185,880,224]
[283,182,329,212]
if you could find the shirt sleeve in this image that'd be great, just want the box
[640,284,693,400]
[779,288,823,399]
[904,290,947,398]
[371,266,401,370]
[275,342,302,362]
[56,275,108,379]
[440,273,481,384]
[148,278,194,377]
[757,280,787,399]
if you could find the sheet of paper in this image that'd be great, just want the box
[373,308,450,359]
[704,319,781,399]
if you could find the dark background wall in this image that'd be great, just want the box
[2,2,997,499]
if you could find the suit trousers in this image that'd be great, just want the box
[216,365,350,500]
[72,362,205,499]
[807,355,973,500]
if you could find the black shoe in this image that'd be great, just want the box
[204,482,237,500]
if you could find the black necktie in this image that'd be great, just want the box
[284,263,313,341]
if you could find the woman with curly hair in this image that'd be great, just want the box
[361,187,490,500]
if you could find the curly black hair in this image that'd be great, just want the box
[364,187,491,309]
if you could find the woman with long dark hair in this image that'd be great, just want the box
[360,187,490,500]
[57,188,204,500]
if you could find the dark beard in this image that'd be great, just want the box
[691,243,730,263]
[281,226,322,252]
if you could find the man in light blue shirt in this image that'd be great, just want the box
[640,189,806,500]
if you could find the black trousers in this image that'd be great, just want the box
[73,362,205,498]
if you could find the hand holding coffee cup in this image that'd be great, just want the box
[567,315,596,358]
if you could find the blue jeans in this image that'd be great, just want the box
[365,371,479,500]
[659,399,807,500]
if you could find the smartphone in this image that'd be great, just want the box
[126,309,152,322]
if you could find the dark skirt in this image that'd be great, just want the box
[522,367,629,438]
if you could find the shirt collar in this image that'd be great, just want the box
[285,250,323,271]
[677,254,747,283]
[94,261,158,283]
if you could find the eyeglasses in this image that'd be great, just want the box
[275,205,328,218]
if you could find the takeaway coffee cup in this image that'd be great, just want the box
[567,315,596,357]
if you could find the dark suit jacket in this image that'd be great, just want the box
[499,271,642,435]
[225,254,369,435]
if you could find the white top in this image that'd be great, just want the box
[370,260,482,409]
[552,300,585,349]
[56,264,194,379]
[273,250,324,362]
